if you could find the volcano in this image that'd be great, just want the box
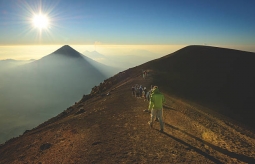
[1,45,255,163]
[0,45,119,145]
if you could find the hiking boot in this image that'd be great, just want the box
[148,121,152,128]
[143,109,149,112]
[160,129,164,133]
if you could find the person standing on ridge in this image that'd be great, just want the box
[147,86,165,132]
[143,87,147,101]
[131,86,135,96]
[139,85,143,97]
[144,70,147,79]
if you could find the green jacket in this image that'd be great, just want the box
[148,88,165,110]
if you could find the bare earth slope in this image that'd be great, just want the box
[1,45,255,163]
[0,68,255,163]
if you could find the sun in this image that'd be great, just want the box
[32,14,49,29]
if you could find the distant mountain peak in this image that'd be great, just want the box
[83,50,105,58]
[84,50,100,54]
[52,45,82,58]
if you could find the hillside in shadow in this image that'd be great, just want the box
[143,45,255,128]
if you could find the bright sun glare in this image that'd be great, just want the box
[33,14,49,29]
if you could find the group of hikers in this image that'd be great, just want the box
[131,84,151,101]
[131,84,165,132]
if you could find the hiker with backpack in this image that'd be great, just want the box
[147,86,165,132]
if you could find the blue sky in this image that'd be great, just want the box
[0,0,254,46]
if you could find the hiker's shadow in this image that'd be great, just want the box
[163,123,255,164]
[163,105,176,111]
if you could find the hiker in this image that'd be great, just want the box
[131,86,135,96]
[145,85,153,101]
[144,70,147,79]
[139,85,143,97]
[143,87,147,100]
[145,90,150,101]
[134,84,139,97]
[142,89,145,98]
[143,86,158,121]
[142,70,146,79]
[147,86,165,132]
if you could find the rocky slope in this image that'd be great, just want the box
[1,45,255,163]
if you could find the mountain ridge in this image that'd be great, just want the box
[1,45,255,163]
[144,45,255,128]
[0,45,119,145]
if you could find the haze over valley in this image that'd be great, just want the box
[0,45,122,144]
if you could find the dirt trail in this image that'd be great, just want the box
[0,74,255,163]
[124,75,255,163]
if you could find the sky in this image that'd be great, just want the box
[0,0,255,59]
